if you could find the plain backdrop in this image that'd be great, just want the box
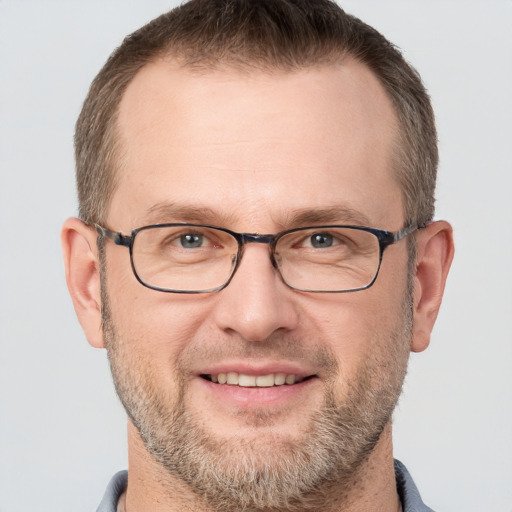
[1,1,511,511]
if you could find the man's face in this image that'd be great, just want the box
[102,59,412,510]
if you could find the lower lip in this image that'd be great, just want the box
[199,376,317,409]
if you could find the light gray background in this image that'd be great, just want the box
[1,1,511,511]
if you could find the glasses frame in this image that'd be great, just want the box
[95,222,419,294]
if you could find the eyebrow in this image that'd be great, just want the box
[284,206,373,228]
[141,202,373,231]
[143,202,239,226]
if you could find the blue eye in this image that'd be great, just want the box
[310,233,333,248]
[180,233,203,248]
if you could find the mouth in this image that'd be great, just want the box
[197,366,320,410]
[200,372,315,388]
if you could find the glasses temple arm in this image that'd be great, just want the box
[94,224,132,246]
[392,224,420,243]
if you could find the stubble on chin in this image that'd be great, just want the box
[99,251,412,511]
[104,328,410,511]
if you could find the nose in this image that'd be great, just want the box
[211,244,299,342]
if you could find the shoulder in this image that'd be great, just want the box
[96,470,128,512]
[395,459,436,512]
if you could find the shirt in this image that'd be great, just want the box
[96,459,435,512]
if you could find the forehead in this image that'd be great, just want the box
[111,58,402,231]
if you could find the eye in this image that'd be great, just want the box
[286,229,353,251]
[179,233,204,249]
[309,232,334,249]
[160,230,216,251]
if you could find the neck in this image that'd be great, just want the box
[123,421,401,512]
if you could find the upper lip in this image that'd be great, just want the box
[197,361,318,378]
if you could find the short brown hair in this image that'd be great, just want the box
[75,0,437,227]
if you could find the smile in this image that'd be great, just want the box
[202,373,310,387]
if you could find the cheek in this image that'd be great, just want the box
[106,269,217,373]
[303,268,410,380]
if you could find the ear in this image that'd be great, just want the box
[411,220,454,353]
[61,217,105,349]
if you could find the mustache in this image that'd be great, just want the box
[176,334,340,376]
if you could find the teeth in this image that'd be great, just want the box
[274,373,286,385]
[285,374,296,385]
[238,374,256,387]
[227,372,239,385]
[208,372,304,387]
[256,375,274,387]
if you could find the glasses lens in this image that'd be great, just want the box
[276,227,380,292]
[132,225,238,292]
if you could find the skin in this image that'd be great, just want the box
[62,57,454,511]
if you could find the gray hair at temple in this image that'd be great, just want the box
[75,0,437,229]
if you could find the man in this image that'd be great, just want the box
[61,0,454,511]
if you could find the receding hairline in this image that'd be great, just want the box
[106,52,404,222]
[76,1,437,229]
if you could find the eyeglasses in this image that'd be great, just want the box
[95,223,418,294]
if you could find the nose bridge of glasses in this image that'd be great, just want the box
[239,233,275,245]
[236,233,279,271]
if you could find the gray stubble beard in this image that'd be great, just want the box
[100,251,412,511]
